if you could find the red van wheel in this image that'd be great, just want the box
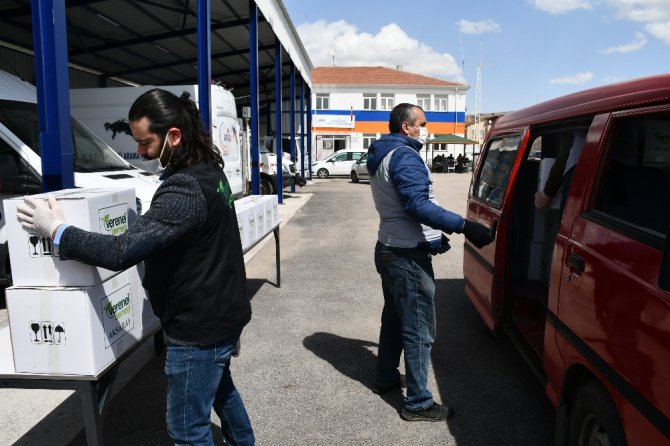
[568,380,626,446]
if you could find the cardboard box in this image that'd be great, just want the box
[235,200,257,251]
[6,270,147,375]
[3,187,136,287]
[127,263,161,336]
[235,204,252,251]
[261,195,279,229]
[235,195,279,251]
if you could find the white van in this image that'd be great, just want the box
[71,85,250,197]
[0,69,160,286]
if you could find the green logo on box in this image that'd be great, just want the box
[100,284,134,349]
[98,203,129,236]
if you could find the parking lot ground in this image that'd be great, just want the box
[0,172,554,445]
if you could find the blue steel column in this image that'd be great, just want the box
[289,63,296,192]
[31,0,74,191]
[197,0,211,130]
[274,39,283,203]
[299,77,305,179]
[306,84,313,180]
[249,1,260,195]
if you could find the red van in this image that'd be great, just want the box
[463,74,670,445]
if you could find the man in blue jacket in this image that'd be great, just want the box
[367,103,493,422]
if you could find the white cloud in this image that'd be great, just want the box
[528,0,593,14]
[607,0,670,22]
[606,0,670,45]
[296,20,463,81]
[550,72,594,84]
[600,31,647,53]
[457,19,501,35]
[644,20,670,44]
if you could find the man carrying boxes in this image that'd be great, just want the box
[16,89,255,446]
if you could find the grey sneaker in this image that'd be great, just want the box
[401,402,452,422]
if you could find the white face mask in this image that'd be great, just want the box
[153,133,173,174]
[411,126,429,145]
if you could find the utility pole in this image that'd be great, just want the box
[461,36,493,151]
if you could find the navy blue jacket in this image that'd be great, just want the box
[367,133,465,234]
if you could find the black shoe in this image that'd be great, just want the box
[372,381,401,395]
[401,402,453,422]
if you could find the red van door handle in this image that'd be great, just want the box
[568,254,585,276]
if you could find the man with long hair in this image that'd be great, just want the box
[18,89,255,445]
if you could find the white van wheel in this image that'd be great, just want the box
[317,168,329,179]
[351,171,359,183]
[260,178,274,195]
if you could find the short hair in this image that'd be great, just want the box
[389,103,423,133]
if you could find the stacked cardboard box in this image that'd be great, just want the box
[235,195,279,252]
[3,188,160,375]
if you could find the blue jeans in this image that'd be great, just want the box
[374,241,436,411]
[165,335,255,446]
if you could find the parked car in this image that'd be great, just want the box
[311,149,365,178]
[463,73,670,446]
[350,153,369,183]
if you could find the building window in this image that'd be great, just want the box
[417,94,430,111]
[434,95,448,111]
[363,94,376,110]
[380,94,395,110]
[363,134,376,149]
[315,94,329,110]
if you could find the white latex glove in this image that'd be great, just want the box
[534,190,552,209]
[16,195,65,240]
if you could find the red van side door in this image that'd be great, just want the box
[556,109,670,444]
[464,131,527,332]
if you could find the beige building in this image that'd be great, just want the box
[464,112,507,146]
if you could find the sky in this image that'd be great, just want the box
[281,0,670,114]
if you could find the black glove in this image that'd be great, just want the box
[462,220,494,249]
[429,234,451,255]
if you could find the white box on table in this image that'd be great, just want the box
[6,270,144,375]
[260,195,279,229]
[244,197,265,239]
[241,203,258,248]
[127,263,160,336]
[3,187,136,287]
[235,204,252,251]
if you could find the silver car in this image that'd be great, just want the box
[350,152,369,183]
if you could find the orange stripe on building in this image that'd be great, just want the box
[427,123,465,134]
[313,122,465,134]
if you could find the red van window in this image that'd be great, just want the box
[594,113,670,239]
[473,134,522,208]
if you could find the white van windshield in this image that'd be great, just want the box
[0,100,132,172]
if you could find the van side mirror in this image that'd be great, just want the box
[660,226,670,291]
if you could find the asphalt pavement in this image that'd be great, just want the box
[0,173,555,445]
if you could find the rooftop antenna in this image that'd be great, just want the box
[460,36,493,147]
[330,49,336,67]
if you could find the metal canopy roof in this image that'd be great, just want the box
[0,0,313,108]
[426,134,478,145]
